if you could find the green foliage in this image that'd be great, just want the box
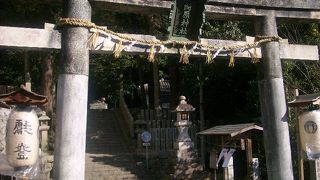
[279,23,320,45]
[89,54,138,105]
[280,23,320,94]
[92,10,169,36]
[202,20,254,40]
[279,22,320,98]
[0,1,60,92]
[0,1,61,27]
[0,51,45,92]
[193,20,260,123]
[0,51,24,86]
[202,60,260,123]
[283,61,320,94]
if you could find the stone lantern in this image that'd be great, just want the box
[38,111,51,152]
[173,96,202,179]
[174,96,195,151]
[0,87,47,173]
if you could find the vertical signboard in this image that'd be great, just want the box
[168,0,206,41]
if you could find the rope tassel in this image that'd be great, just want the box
[206,49,213,64]
[228,50,235,67]
[179,45,189,64]
[113,40,124,58]
[148,45,156,63]
[88,31,99,50]
[250,47,260,64]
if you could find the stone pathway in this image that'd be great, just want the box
[85,110,147,180]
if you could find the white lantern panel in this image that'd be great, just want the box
[6,106,39,168]
[299,110,320,159]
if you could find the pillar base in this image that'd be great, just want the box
[174,148,203,179]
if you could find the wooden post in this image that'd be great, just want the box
[53,0,91,179]
[152,59,161,128]
[40,53,54,116]
[246,138,253,178]
[24,51,31,91]
[293,89,304,180]
[255,11,294,180]
[199,61,205,166]
[221,136,228,180]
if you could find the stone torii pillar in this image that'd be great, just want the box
[255,11,293,180]
[53,0,91,180]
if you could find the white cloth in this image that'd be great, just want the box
[216,148,229,168]
[222,148,236,167]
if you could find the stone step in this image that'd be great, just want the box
[86,147,128,149]
[86,159,134,164]
[86,164,136,169]
[85,164,135,168]
[86,142,127,145]
[85,151,131,154]
[85,167,137,172]
[85,175,138,179]
[86,146,127,149]
[85,174,138,180]
[86,147,125,151]
[85,110,145,180]
[85,171,137,176]
[86,141,126,145]
[87,141,125,144]
[85,169,136,174]
[86,168,136,173]
[87,138,125,142]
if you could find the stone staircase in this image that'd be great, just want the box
[85,110,146,180]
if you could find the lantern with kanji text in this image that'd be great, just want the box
[288,93,320,159]
[299,108,320,158]
[0,88,47,170]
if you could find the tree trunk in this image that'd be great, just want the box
[146,14,161,127]
[153,60,160,109]
[40,53,54,117]
[199,61,205,166]
[24,51,31,91]
[169,60,179,109]
[137,57,147,108]
[152,59,161,128]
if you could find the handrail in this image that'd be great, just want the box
[118,94,134,137]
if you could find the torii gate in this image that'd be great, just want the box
[0,0,319,179]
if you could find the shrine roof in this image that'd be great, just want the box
[173,96,195,112]
[0,101,10,109]
[198,123,263,137]
[288,93,320,107]
[0,88,48,106]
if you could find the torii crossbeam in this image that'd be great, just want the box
[0,24,318,61]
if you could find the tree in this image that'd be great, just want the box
[280,23,320,94]
[40,52,55,116]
